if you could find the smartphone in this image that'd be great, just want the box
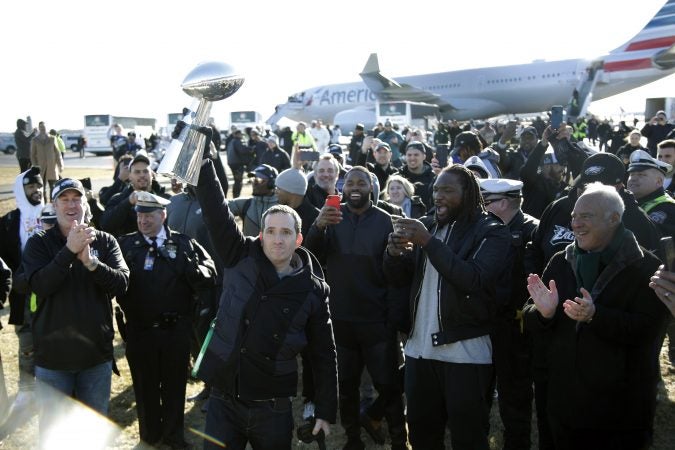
[551,105,564,130]
[325,194,341,209]
[80,177,92,191]
[660,236,675,271]
[435,145,449,168]
[299,150,320,161]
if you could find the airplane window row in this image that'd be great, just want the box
[425,83,461,90]
[485,72,566,84]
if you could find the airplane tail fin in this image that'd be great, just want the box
[609,1,675,55]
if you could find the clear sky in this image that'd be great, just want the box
[2,0,673,132]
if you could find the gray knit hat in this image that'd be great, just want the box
[275,169,307,196]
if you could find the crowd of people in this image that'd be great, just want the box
[1,109,674,450]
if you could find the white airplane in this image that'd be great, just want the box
[267,0,675,128]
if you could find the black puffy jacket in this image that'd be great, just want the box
[195,161,337,422]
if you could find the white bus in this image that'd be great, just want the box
[83,114,157,154]
[229,111,264,132]
[376,101,439,130]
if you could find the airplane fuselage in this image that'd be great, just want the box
[272,57,675,124]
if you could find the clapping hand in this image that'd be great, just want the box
[526,274,559,319]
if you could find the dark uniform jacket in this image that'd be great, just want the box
[523,232,668,432]
[525,188,661,275]
[22,228,129,370]
[194,161,337,422]
[117,227,216,334]
[383,209,511,343]
[499,210,539,318]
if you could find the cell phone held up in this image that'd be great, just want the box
[435,145,449,168]
[550,105,564,131]
[660,236,675,271]
[325,194,341,209]
[299,150,320,161]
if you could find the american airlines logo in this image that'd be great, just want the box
[318,89,377,105]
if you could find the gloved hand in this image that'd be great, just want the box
[171,120,214,160]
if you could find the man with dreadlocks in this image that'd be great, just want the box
[383,165,511,450]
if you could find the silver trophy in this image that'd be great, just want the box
[158,61,244,185]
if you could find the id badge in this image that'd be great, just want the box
[144,252,155,271]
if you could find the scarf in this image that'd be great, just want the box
[574,223,626,292]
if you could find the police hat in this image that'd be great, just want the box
[627,149,672,174]
[40,203,57,225]
[479,178,523,198]
[134,192,171,213]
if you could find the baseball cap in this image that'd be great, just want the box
[327,144,343,156]
[451,131,482,156]
[134,191,171,213]
[464,156,492,179]
[247,164,278,181]
[574,153,625,187]
[375,142,391,152]
[51,178,86,201]
[22,166,43,187]
[521,126,538,138]
[130,150,150,167]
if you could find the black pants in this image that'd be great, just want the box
[18,158,31,173]
[491,318,534,450]
[230,164,245,198]
[126,324,191,447]
[405,357,492,450]
[333,320,407,446]
[548,420,650,450]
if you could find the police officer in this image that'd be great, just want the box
[627,149,675,237]
[480,179,539,450]
[117,192,216,449]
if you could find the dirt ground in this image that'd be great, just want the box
[0,198,673,449]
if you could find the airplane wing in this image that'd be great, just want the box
[359,53,457,112]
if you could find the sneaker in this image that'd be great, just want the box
[302,401,315,421]
[359,412,385,445]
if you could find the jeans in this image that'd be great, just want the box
[35,361,112,438]
[203,390,293,450]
